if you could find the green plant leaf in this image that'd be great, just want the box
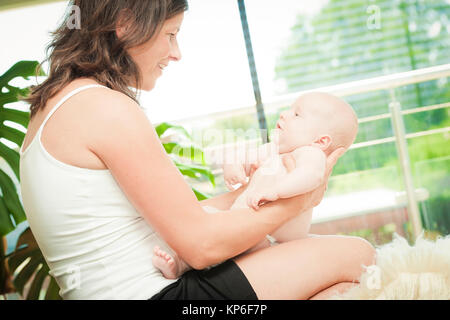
[0,92,21,107]
[175,162,216,187]
[0,170,26,228]
[26,264,48,300]
[155,122,191,140]
[0,87,30,108]
[0,141,21,181]
[0,61,44,88]
[163,142,206,165]
[1,236,15,295]
[0,197,15,236]
[7,227,61,300]
[192,187,210,201]
[0,125,27,148]
[44,277,61,300]
[0,107,30,129]
[0,60,39,242]
[13,250,42,294]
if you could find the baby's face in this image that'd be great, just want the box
[273,98,327,153]
[273,92,357,154]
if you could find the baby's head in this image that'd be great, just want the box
[274,92,358,156]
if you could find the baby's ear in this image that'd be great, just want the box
[313,135,332,150]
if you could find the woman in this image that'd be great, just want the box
[19,0,375,300]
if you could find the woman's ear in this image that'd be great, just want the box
[116,25,127,40]
[115,9,132,40]
[313,135,332,150]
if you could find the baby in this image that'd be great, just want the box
[152,92,359,279]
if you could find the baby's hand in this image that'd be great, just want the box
[223,163,248,191]
[246,188,279,210]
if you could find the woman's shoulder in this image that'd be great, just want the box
[67,79,143,122]
[68,78,138,107]
[66,78,150,148]
[70,81,154,150]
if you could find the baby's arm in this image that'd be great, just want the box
[223,142,278,190]
[246,146,326,210]
[275,146,326,199]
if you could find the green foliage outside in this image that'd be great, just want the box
[276,0,450,239]
[191,0,450,242]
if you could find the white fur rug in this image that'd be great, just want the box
[329,232,450,300]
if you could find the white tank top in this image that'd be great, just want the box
[19,84,177,299]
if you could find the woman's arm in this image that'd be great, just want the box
[199,184,247,211]
[87,91,342,269]
[199,196,310,267]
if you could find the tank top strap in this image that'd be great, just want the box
[37,84,108,135]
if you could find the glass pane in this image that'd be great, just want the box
[243,0,450,245]
[268,0,450,95]
[142,0,255,123]
[147,1,262,197]
[415,155,450,236]
[177,107,264,196]
[244,0,331,101]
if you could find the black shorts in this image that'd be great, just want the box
[149,260,258,300]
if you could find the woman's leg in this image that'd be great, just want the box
[309,281,357,300]
[233,234,376,300]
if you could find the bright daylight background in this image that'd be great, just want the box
[1,0,449,265]
[0,0,328,122]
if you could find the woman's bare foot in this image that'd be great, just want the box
[152,246,189,279]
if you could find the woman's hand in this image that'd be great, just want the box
[308,147,345,207]
[273,147,345,218]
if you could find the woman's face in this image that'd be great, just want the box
[127,13,184,91]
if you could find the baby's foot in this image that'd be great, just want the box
[152,246,192,279]
[152,246,179,279]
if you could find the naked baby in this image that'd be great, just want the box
[152,92,359,279]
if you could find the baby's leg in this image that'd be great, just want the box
[243,209,313,255]
[271,208,313,243]
[152,246,191,279]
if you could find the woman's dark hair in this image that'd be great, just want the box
[23,0,188,119]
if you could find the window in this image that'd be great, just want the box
[142,0,255,123]
[238,0,450,244]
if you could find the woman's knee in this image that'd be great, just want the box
[350,236,376,265]
[340,236,377,281]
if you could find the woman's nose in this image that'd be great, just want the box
[170,41,182,62]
